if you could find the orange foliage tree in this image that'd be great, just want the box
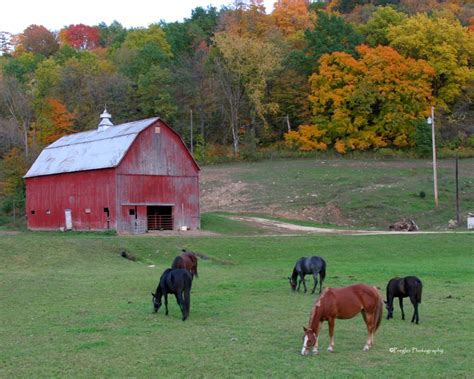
[36,98,75,146]
[285,45,435,153]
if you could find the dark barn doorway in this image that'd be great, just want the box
[147,206,173,230]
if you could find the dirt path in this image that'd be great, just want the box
[230,216,471,236]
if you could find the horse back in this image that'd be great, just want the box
[405,276,422,303]
[171,256,184,270]
[297,256,324,274]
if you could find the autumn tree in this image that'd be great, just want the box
[271,0,313,38]
[35,98,74,146]
[14,25,59,57]
[0,147,28,213]
[212,31,282,155]
[286,45,435,153]
[388,14,474,109]
[59,24,100,50]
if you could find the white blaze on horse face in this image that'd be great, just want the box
[301,336,309,355]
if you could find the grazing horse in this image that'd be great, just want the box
[301,284,383,355]
[288,256,326,294]
[172,249,198,278]
[152,268,193,321]
[385,276,422,324]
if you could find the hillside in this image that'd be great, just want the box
[200,158,474,231]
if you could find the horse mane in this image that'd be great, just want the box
[309,288,329,326]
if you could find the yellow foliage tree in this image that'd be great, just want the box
[285,45,435,153]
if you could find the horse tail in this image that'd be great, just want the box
[416,279,422,304]
[183,275,192,316]
[192,254,198,278]
[320,260,326,283]
[374,290,383,331]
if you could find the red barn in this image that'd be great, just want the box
[24,112,200,233]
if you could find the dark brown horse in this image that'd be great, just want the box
[171,249,198,278]
[301,284,383,355]
[385,276,422,324]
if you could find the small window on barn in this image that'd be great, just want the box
[85,208,91,214]
[104,207,109,215]
[155,126,161,134]
[46,209,51,215]
[31,210,35,215]
[129,209,135,216]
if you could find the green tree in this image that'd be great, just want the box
[297,11,365,75]
[359,6,407,47]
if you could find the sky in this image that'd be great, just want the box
[1,0,276,34]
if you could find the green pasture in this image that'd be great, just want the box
[201,158,474,230]
[0,229,472,378]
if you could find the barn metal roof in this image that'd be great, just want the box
[24,117,159,178]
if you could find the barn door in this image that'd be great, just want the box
[65,209,72,230]
[147,206,173,230]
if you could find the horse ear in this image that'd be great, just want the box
[383,300,387,304]
[151,292,155,297]
[303,326,307,332]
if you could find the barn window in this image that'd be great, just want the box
[31,210,35,215]
[129,209,135,216]
[85,208,91,214]
[46,209,51,215]
[104,207,109,216]
[155,126,161,134]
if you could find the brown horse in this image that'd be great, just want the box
[301,284,383,355]
[171,249,198,278]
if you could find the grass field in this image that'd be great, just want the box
[201,158,474,230]
[1,230,472,378]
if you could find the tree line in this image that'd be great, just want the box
[0,0,473,217]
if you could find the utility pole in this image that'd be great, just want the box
[455,155,460,224]
[427,106,438,208]
[190,109,194,156]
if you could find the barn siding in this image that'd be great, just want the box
[26,169,116,231]
[116,120,199,177]
[116,174,200,231]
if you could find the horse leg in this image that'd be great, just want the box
[175,292,187,321]
[363,311,375,351]
[300,274,307,293]
[409,296,419,324]
[314,321,322,355]
[327,318,335,352]
[311,273,318,294]
[164,293,169,316]
[399,297,405,320]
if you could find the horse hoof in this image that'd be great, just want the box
[327,347,334,353]
[363,345,370,352]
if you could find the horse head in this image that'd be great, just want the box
[151,292,161,313]
[288,277,297,291]
[301,327,318,356]
[384,300,394,319]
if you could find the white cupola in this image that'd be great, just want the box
[98,108,113,131]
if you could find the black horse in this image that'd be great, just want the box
[152,268,193,321]
[385,276,422,324]
[288,256,326,294]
